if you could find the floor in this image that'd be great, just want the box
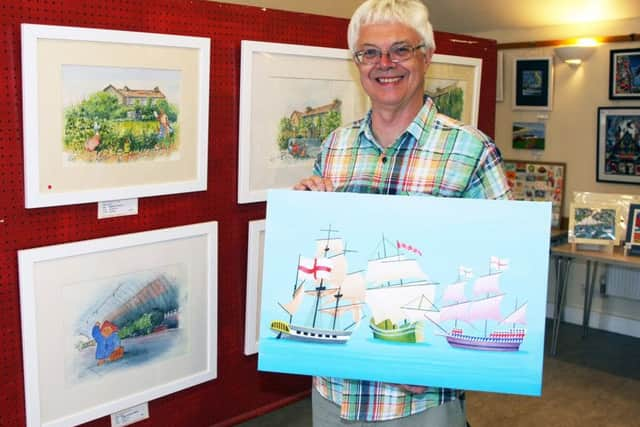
[236,320,640,427]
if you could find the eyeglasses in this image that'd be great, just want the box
[353,43,426,65]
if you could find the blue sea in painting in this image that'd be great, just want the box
[258,190,551,396]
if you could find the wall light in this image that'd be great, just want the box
[554,38,598,66]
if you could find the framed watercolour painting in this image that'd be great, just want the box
[21,24,210,208]
[609,48,640,99]
[244,219,266,355]
[503,160,565,228]
[18,222,218,427]
[258,190,551,396]
[237,40,369,204]
[596,107,640,184]
[626,203,640,255]
[568,203,620,246]
[426,53,482,126]
[512,57,553,111]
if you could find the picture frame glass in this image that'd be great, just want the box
[19,223,217,427]
[21,24,210,208]
[512,57,553,111]
[569,204,619,245]
[609,49,640,99]
[597,107,640,184]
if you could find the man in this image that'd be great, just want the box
[294,0,511,425]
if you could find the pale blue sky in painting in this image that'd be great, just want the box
[62,65,181,107]
[258,190,552,396]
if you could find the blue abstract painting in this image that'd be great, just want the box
[258,190,551,396]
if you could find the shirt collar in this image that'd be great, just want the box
[358,97,438,149]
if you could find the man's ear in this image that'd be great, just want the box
[423,48,434,66]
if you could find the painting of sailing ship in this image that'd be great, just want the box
[259,190,551,396]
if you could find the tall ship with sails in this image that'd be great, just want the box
[270,226,366,344]
[433,257,527,351]
[364,236,439,343]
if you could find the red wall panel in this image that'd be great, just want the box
[0,1,496,425]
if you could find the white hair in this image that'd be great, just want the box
[347,0,436,53]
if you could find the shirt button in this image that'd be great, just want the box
[381,156,387,163]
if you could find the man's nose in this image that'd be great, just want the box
[377,52,396,69]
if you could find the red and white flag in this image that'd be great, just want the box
[396,240,422,256]
[490,256,509,272]
[298,257,332,281]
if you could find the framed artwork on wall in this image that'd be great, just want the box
[237,40,369,204]
[512,57,553,111]
[568,203,620,245]
[626,203,640,255]
[258,190,551,396]
[596,107,640,184]
[426,53,482,126]
[237,41,483,203]
[496,50,504,102]
[609,48,640,99]
[18,222,218,427]
[21,24,211,208]
[244,219,266,355]
[503,160,565,228]
[511,122,545,150]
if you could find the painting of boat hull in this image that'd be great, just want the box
[445,333,525,352]
[369,319,424,343]
[271,321,351,343]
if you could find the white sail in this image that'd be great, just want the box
[365,281,436,323]
[341,272,366,302]
[439,300,473,322]
[325,254,348,286]
[467,294,505,322]
[366,257,428,285]
[280,285,305,316]
[473,273,501,296]
[316,238,344,257]
[500,302,527,325]
[319,303,364,323]
[442,281,466,303]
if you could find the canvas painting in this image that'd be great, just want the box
[597,107,640,184]
[258,190,551,396]
[512,122,545,150]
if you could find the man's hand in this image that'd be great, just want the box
[293,176,334,192]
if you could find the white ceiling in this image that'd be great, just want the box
[215,0,640,34]
[423,0,640,34]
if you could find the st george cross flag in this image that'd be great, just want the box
[396,240,422,256]
[491,256,509,271]
[298,257,332,281]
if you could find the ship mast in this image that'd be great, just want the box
[312,225,338,327]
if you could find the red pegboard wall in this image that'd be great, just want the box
[0,1,496,426]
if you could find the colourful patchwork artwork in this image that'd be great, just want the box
[258,190,551,396]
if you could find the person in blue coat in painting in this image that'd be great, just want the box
[92,320,124,366]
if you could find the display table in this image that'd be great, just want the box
[549,243,640,355]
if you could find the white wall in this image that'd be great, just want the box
[474,21,640,333]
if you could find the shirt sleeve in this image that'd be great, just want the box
[464,142,513,200]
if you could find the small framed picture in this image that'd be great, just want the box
[609,48,640,100]
[568,203,620,246]
[512,122,545,150]
[596,107,640,185]
[626,203,640,255]
[512,57,553,111]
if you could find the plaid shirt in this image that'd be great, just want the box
[313,98,511,422]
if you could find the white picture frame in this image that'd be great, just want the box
[21,24,211,208]
[496,50,504,102]
[237,40,483,204]
[244,219,266,355]
[237,40,368,204]
[18,222,218,427]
